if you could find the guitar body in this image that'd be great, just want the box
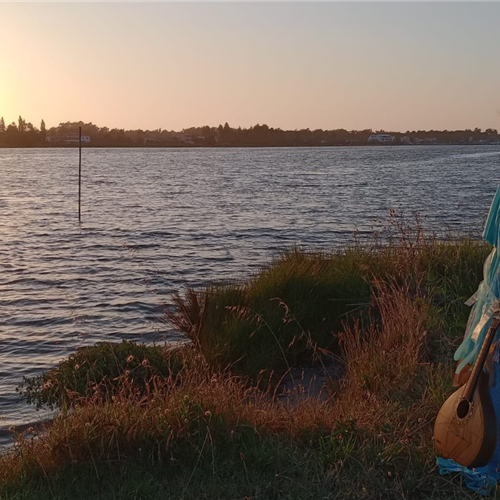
[434,371,497,468]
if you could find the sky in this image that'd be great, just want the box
[0,2,499,132]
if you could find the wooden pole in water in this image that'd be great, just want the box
[78,126,82,222]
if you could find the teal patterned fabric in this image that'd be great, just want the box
[454,183,500,373]
[484,185,500,248]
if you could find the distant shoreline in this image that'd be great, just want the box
[3,118,498,148]
[1,142,499,150]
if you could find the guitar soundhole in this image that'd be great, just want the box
[456,399,471,420]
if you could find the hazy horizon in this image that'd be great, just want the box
[1,2,499,132]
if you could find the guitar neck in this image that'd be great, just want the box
[464,316,500,402]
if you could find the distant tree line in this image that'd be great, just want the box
[0,116,47,147]
[0,116,498,148]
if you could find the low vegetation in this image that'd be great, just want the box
[1,220,494,499]
[18,340,185,410]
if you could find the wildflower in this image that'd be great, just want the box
[141,359,148,367]
[74,364,80,370]
[126,355,134,363]
[204,410,211,417]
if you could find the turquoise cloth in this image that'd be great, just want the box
[453,183,500,373]
[453,250,499,373]
[484,185,500,247]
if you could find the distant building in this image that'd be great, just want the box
[172,133,194,144]
[367,134,395,144]
[46,135,90,144]
[142,135,163,144]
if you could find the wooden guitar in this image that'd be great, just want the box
[434,316,500,468]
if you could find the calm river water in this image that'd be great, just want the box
[1,145,500,442]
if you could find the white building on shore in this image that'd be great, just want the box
[367,134,395,144]
[46,135,90,144]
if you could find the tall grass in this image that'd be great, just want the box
[341,278,429,401]
[165,219,488,378]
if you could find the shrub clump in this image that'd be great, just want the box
[18,340,184,410]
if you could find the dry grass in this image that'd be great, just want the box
[167,289,207,347]
[341,278,429,403]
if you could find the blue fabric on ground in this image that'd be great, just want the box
[436,458,499,496]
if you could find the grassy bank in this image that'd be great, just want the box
[0,230,493,499]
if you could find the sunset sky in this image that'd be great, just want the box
[1,2,499,132]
